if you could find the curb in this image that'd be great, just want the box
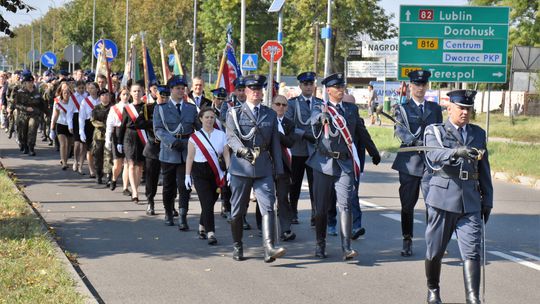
[380,151,539,189]
[0,164,99,304]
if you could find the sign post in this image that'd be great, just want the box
[398,5,510,83]
[40,52,57,68]
[261,40,283,106]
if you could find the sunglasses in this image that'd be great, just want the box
[273,103,288,107]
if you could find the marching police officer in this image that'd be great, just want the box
[423,90,493,304]
[153,75,200,227]
[307,73,360,261]
[285,71,322,225]
[392,70,443,257]
[226,74,285,263]
[141,85,168,215]
[14,73,44,156]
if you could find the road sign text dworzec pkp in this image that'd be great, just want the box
[398,5,510,83]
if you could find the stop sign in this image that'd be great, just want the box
[261,40,283,62]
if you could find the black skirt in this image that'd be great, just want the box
[56,123,71,136]
[123,128,145,162]
[72,112,81,142]
[111,127,125,159]
[84,119,95,148]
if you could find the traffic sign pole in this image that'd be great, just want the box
[267,51,275,107]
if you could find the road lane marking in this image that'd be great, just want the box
[360,200,387,210]
[381,213,422,224]
[488,251,540,271]
[511,251,540,263]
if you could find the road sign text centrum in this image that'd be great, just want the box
[398,5,509,83]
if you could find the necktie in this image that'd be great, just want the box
[338,104,345,116]
[458,127,465,142]
[196,97,200,107]
[254,106,259,120]
[419,104,424,114]
[176,103,182,116]
[305,97,311,108]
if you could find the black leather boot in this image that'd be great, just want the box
[28,145,35,156]
[262,212,286,263]
[178,208,189,231]
[22,144,29,154]
[340,211,358,261]
[401,235,413,257]
[426,258,442,304]
[96,171,103,185]
[231,216,244,261]
[314,214,327,258]
[463,260,481,304]
[146,199,155,215]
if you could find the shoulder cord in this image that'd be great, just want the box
[230,107,256,140]
[158,105,184,135]
[399,104,422,139]
[295,98,311,126]
[424,125,444,171]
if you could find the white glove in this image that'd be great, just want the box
[184,174,192,190]
[116,144,123,154]
[105,140,112,150]
[49,130,56,140]
[226,172,231,186]
[80,133,86,143]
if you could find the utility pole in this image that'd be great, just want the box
[191,0,197,80]
[323,0,332,78]
[124,0,129,68]
[240,0,246,75]
[91,0,96,71]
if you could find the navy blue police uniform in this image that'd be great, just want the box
[153,76,201,227]
[306,73,360,261]
[285,71,323,225]
[423,90,493,304]
[225,74,286,263]
[391,70,443,256]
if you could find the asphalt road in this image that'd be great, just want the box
[1,130,539,304]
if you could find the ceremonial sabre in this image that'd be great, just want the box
[482,219,487,303]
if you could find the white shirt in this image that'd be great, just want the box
[71,91,88,113]
[105,101,127,144]
[450,121,468,142]
[277,116,285,134]
[78,96,100,136]
[246,102,261,118]
[54,100,75,128]
[189,129,227,163]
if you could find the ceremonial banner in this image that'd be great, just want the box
[216,24,242,93]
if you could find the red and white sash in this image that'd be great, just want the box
[326,106,361,180]
[124,103,148,145]
[84,97,95,110]
[55,97,67,113]
[190,131,225,188]
[112,104,123,122]
[70,93,80,111]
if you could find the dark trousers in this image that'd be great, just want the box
[398,170,430,238]
[425,205,482,261]
[220,184,231,212]
[192,162,220,233]
[275,173,294,233]
[289,155,314,217]
[145,157,161,200]
[328,176,363,229]
[313,170,353,222]
[230,174,275,219]
[161,161,191,217]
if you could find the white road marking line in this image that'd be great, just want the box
[360,199,387,210]
[488,251,540,271]
[511,251,540,263]
[381,213,422,224]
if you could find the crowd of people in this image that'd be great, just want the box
[0,67,493,304]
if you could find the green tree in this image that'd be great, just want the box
[0,0,34,37]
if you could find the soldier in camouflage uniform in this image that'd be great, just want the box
[91,89,112,184]
[14,73,45,156]
[6,72,21,139]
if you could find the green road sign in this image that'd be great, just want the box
[398,5,509,83]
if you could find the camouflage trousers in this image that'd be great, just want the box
[8,108,17,136]
[92,140,113,177]
[17,113,40,147]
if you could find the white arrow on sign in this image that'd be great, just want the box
[405,10,411,21]
[402,40,412,46]
[43,54,55,65]
[492,72,503,77]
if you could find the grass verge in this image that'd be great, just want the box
[471,113,540,143]
[0,168,84,304]
[365,126,540,179]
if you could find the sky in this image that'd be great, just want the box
[3,0,470,30]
